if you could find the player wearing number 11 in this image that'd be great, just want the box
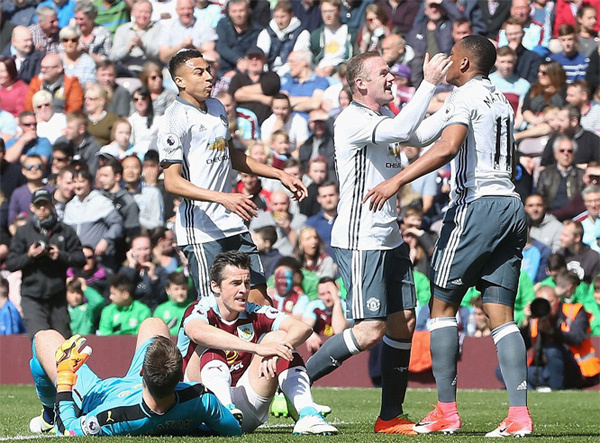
[364,35,533,437]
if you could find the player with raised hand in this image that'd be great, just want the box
[364,35,533,438]
[177,251,338,435]
[29,318,242,437]
[158,49,308,306]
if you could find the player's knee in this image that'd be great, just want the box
[353,320,386,349]
[140,317,169,335]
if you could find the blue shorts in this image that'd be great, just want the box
[431,197,527,306]
[183,232,266,299]
[72,339,153,413]
[334,243,416,320]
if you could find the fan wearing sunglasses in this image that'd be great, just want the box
[4,111,52,164]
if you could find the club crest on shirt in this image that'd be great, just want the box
[237,324,255,341]
[388,142,402,158]
[366,297,381,312]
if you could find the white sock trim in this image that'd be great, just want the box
[382,335,411,350]
[429,316,458,332]
[492,322,519,345]
[343,329,361,355]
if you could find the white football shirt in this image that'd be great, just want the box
[158,97,247,245]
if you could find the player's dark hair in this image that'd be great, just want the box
[110,273,135,297]
[346,51,380,94]
[460,34,496,75]
[168,49,203,79]
[210,251,251,285]
[167,271,188,287]
[143,335,183,399]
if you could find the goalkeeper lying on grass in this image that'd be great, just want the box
[29,318,242,437]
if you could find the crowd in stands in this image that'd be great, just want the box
[0,0,599,390]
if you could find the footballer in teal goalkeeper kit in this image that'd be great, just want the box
[29,318,242,437]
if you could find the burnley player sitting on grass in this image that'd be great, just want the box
[177,251,338,435]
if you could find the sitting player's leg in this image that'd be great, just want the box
[483,285,532,438]
[199,349,236,409]
[30,330,65,432]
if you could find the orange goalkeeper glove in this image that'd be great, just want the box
[55,335,92,392]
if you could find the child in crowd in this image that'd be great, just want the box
[153,272,191,336]
[301,156,329,217]
[251,225,282,279]
[97,119,145,159]
[0,277,25,335]
[98,274,151,336]
[65,277,105,335]
[269,129,292,170]
[468,296,492,338]
[576,4,599,57]
[267,257,309,317]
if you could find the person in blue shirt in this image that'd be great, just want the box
[34,0,76,28]
[0,277,26,335]
[29,317,242,437]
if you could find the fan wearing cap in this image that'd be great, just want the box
[228,45,282,125]
[5,188,85,339]
[390,63,415,109]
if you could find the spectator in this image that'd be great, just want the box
[268,129,292,170]
[299,156,329,217]
[501,18,543,84]
[214,91,257,149]
[291,0,323,33]
[565,80,600,134]
[235,172,271,212]
[294,226,336,279]
[521,61,566,130]
[549,24,590,84]
[215,0,262,76]
[551,161,600,222]
[0,97,18,141]
[537,136,585,211]
[98,273,151,335]
[402,145,438,215]
[122,154,163,231]
[63,168,124,271]
[380,33,419,86]
[5,188,85,338]
[498,0,547,53]
[310,0,356,77]
[5,114,52,164]
[1,26,43,86]
[580,185,600,253]
[36,0,76,29]
[0,9,15,50]
[298,109,335,180]
[306,181,338,258]
[553,0,600,39]
[66,244,113,301]
[523,218,552,284]
[267,255,310,316]
[193,0,222,28]
[229,45,281,125]
[110,0,160,76]
[0,56,27,120]
[91,0,131,36]
[256,0,311,76]
[525,193,564,252]
[375,0,420,36]
[521,282,600,390]
[250,189,306,256]
[84,83,119,147]
[73,0,112,65]
[25,53,84,114]
[96,157,140,243]
[158,0,216,65]
[489,46,531,117]
[148,0,176,21]
[576,4,599,58]
[96,60,131,117]
[58,25,96,88]
[31,89,66,144]
[150,227,180,274]
[120,234,168,311]
[55,111,100,176]
[541,105,600,168]
[557,220,600,284]
[51,164,74,221]
[128,87,161,153]
[47,141,72,182]
[251,225,282,278]
[451,17,475,42]
[0,276,26,334]
[468,296,491,338]
[4,1,37,27]
[65,276,104,335]
[357,3,391,54]
[98,118,140,158]
[28,6,59,54]
[261,94,309,152]
[140,61,176,116]
[142,149,174,223]
[153,271,190,335]
[302,276,349,354]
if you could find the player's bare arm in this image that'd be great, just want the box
[364,124,467,211]
[185,318,294,361]
[229,143,308,201]
[163,161,259,221]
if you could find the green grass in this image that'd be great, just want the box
[0,386,598,442]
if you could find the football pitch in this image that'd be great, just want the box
[0,386,598,442]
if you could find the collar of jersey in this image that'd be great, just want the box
[175,96,209,113]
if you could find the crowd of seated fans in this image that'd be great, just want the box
[0,0,599,388]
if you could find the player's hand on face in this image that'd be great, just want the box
[362,178,400,211]
[221,193,258,221]
[422,53,453,86]
[256,341,293,361]
[280,173,308,202]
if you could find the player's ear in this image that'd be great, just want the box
[355,77,365,90]
[173,75,185,90]
[210,280,220,295]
